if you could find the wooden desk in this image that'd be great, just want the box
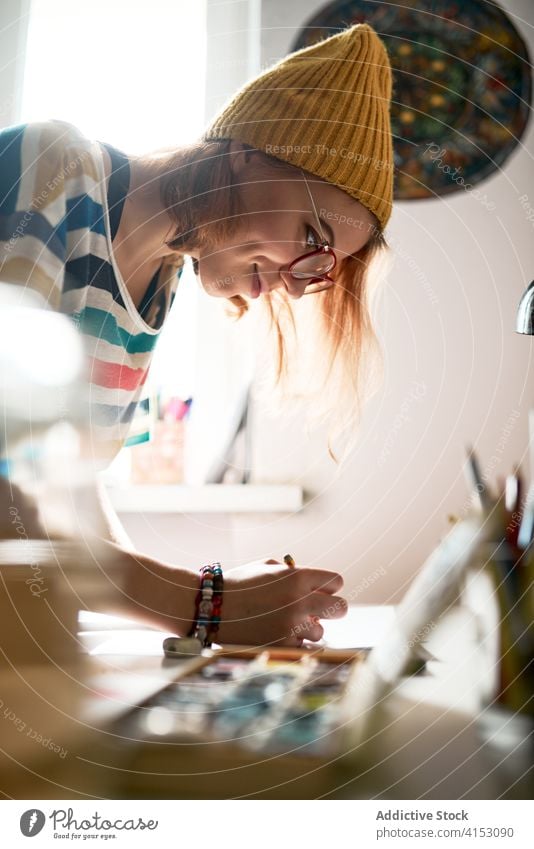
[1,605,531,799]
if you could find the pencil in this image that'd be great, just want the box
[465,446,492,512]
[283,554,296,568]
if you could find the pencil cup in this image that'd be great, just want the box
[471,542,534,717]
[130,419,185,484]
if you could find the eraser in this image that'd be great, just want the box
[163,636,202,657]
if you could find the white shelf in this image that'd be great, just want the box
[106,484,303,514]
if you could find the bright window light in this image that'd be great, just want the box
[20,0,207,465]
[20,0,207,151]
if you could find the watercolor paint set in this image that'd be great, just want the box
[106,646,368,798]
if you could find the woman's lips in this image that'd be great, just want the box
[249,265,271,298]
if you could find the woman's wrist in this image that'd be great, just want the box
[100,540,199,635]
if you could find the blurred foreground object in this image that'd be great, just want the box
[0,282,105,539]
[0,283,128,794]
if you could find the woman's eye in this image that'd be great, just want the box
[305,225,321,249]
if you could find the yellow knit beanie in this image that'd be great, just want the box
[203,24,394,229]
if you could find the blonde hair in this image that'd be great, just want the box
[144,138,388,457]
[255,234,387,460]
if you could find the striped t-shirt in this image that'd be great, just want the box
[0,119,184,463]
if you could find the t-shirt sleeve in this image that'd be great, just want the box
[0,120,82,308]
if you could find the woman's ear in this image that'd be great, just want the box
[228,140,253,177]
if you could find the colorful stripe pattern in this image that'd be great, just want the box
[0,120,184,463]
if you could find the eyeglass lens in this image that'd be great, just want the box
[291,251,335,279]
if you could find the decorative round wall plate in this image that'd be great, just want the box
[292,0,532,199]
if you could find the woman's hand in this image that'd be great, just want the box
[217,558,347,646]
[70,543,347,649]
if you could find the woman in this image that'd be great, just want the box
[0,23,393,646]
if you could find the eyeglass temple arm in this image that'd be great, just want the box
[300,169,328,245]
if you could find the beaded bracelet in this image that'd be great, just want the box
[207,562,223,645]
[188,562,224,648]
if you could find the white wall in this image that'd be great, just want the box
[225,0,534,602]
[122,0,534,601]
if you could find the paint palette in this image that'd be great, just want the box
[108,647,366,798]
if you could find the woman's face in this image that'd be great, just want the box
[194,145,378,301]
